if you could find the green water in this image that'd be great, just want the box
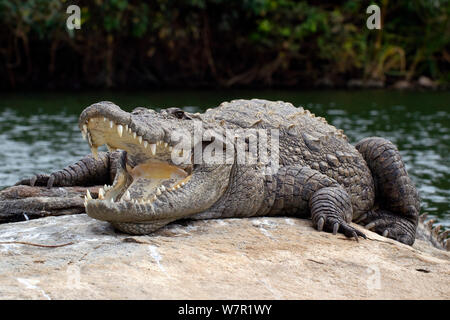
[0,90,448,226]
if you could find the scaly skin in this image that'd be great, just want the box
[17,99,420,245]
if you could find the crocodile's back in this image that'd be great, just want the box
[204,99,375,216]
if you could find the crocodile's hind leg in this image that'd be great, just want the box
[355,137,420,245]
[271,166,366,240]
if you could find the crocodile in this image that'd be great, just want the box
[16,99,422,245]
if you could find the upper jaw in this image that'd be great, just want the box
[79,101,184,166]
[80,101,163,152]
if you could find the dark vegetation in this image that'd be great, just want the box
[0,0,449,89]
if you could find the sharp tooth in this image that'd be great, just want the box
[156,188,162,196]
[91,146,98,160]
[123,190,131,201]
[82,124,87,133]
[144,141,148,148]
[81,131,86,140]
[133,132,137,139]
[117,124,123,137]
[86,190,92,200]
[109,120,114,129]
[103,117,107,122]
[98,188,105,199]
[125,125,128,132]
[150,143,156,155]
[160,185,166,192]
[164,142,168,148]
[138,136,142,144]
[110,197,114,203]
[87,132,92,146]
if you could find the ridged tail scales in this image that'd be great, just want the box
[355,137,420,245]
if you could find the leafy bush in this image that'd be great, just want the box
[0,0,448,88]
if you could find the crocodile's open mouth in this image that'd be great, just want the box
[80,116,194,212]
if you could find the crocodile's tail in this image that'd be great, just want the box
[417,214,449,251]
[355,137,420,245]
[355,137,420,220]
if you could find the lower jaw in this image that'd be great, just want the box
[85,199,157,222]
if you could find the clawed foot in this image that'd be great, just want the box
[313,215,367,241]
[356,211,416,245]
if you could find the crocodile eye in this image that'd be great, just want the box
[174,110,185,119]
[167,108,191,120]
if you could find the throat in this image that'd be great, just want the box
[124,161,190,202]
[129,161,188,180]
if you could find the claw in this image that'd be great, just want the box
[332,223,339,235]
[317,217,324,232]
[365,222,376,230]
[30,175,37,187]
[352,231,359,242]
[355,213,367,224]
[47,175,55,188]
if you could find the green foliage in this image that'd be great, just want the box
[0,0,448,88]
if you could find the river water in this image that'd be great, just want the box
[0,89,448,226]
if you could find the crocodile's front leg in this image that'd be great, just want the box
[15,151,121,188]
[269,166,366,240]
[2,152,122,222]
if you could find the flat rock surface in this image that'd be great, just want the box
[0,214,448,299]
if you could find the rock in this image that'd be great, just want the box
[392,80,412,90]
[417,76,437,88]
[314,77,335,88]
[0,215,448,299]
[347,79,385,89]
